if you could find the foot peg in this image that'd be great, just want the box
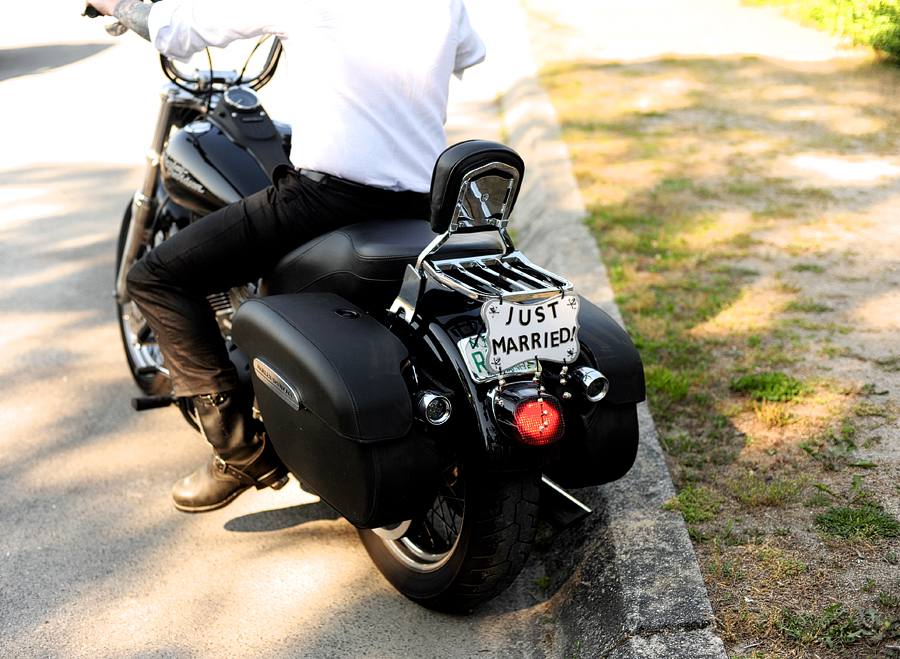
[132,394,175,411]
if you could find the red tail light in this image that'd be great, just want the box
[513,398,565,445]
[493,384,566,446]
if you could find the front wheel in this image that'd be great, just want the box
[358,462,541,613]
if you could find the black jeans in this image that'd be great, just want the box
[126,168,429,397]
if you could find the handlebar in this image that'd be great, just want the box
[82,3,283,92]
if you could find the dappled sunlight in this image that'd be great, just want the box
[730,390,859,467]
[528,3,900,656]
[852,290,900,331]
[770,104,883,135]
[690,280,783,338]
[0,185,45,205]
[55,515,370,656]
[22,425,187,488]
[0,202,64,230]
[789,154,900,182]
[0,186,65,235]
[51,501,508,658]
[628,74,703,114]
[0,310,79,349]
[681,210,755,252]
[0,306,125,466]
[759,84,816,101]
[46,231,114,254]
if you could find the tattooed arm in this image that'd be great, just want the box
[85,0,151,41]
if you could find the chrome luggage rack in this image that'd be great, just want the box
[422,252,573,304]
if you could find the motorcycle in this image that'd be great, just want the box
[101,15,646,612]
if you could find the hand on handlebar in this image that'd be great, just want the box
[83,0,117,17]
[83,1,133,38]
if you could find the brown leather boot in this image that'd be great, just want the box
[172,391,289,513]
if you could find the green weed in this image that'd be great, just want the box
[774,603,862,648]
[791,263,825,273]
[709,555,746,583]
[731,372,806,402]
[877,591,900,608]
[645,364,691,402]
[664,486,722,524]
[875,355,900,372]
[533,573,551,595]
[815,504,900,540]
[728,471,808,508]
[853,401,893,418]
[785,299,833,313]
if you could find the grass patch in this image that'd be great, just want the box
[784,299,834,313]
[664,486,722,523]
[774,603,861,649]
[875,355,900,372]
[729,471,808,508]
[815,503,900,540]
[853,401,893,418]
[541,51,900,658]
[731,372,806,401]
[751,399,796,426]
[791,263,825,274]
[645,364,692,402]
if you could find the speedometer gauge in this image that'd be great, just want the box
[223,86,260,111]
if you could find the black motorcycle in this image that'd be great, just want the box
[105,24,645,612]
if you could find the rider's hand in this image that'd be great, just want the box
[85,0,119,17]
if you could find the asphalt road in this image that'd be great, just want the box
[0,3,571,659]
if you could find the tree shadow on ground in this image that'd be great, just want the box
[0,43,113,83]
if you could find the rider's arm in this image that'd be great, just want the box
[85,0,282,62]
[86,0,151,41]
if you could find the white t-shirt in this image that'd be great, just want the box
[148,0,486,192]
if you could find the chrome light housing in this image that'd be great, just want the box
[571,367,609,402]
[416,392,452,426]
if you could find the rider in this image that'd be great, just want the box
[87,0,486,513]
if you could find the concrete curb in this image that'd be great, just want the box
[469,1,729,656]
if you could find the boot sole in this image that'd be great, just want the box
[172,485,251,513]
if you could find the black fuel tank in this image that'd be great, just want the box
[161,120,272,216]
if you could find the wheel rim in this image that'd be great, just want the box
[380,463,465,573]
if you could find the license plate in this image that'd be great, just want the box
[458,335,537,382]
[480,295,581,374]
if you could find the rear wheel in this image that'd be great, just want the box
[358,461,541,613]
[115,204,170,395]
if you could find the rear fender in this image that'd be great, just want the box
[419,295,645,484]
[418,311,562,472]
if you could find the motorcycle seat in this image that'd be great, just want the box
[259,219,504,310]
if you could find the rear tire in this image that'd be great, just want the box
[115,204,170,395]
[358,461,541,613]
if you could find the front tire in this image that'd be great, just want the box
[358,461,541,613]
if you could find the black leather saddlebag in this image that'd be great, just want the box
[231,293,442,528]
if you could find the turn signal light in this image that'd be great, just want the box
[571,367,609,402]
[492,384,566,446]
